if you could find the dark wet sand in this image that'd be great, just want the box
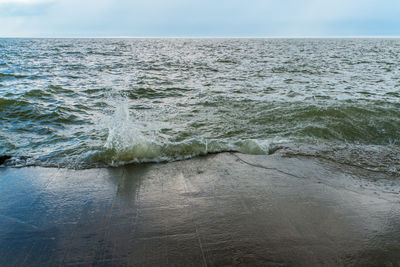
[0,153,399,266]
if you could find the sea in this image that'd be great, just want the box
[0,38,399,174]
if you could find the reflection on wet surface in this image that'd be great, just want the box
[0,153,399,266]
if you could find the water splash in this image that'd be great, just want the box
[103,100,143,151]
[100,98,161,164]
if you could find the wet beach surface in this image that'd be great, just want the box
[0,153,399,266]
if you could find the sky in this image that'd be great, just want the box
[0,0,400,37]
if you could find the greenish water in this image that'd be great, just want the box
[0,38,399,173]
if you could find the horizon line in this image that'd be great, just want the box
[1,35,400,39]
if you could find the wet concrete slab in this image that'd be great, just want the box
[0,153,399,266]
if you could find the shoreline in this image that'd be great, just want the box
[2,142,399,177]
[1,153,399,266]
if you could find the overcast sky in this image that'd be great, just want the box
[0,0,399,37]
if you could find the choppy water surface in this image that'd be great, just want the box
[0,38,399,173]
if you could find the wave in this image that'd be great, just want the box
[0,99,281,168]
[89,138,278,167]
[0,73,29,79]
[1,97,399,176]
[90,139,400,176]
[0,138,281,168]
[89,100,280,167]
[2,139,399,178]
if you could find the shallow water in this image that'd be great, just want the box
[0,38,399,172]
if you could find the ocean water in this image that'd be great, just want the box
[0,38,399,173]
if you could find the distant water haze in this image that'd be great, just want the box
[0,38,399,174]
